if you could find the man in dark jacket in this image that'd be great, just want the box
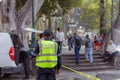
[73,32,82,65]
[34,29,58,80]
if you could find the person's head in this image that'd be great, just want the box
[43,29,52,40]
[108,40,113,45]
[74,32,77,35]
[39,33,43,39]
[57,28,60,32]
[86,34,89,38]
[98,33,101,37]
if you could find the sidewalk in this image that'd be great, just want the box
[57,46,120,80]
[62,45,85,55]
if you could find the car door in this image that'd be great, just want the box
[0,33,17,67]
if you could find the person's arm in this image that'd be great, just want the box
[32,43,39,56]
[106,45,112,54]
[111,44,117,53]
[56,32,59,41]
[106,45,109,51]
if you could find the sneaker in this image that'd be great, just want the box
[90,62,93,64]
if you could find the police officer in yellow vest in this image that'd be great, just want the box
[34,29,58,80]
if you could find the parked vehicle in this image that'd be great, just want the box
[0,28,43,77]
[0,32,27,77]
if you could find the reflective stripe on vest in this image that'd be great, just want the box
[36,40,58,68]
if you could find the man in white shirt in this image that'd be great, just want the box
[56,28,65,74]
[56,28,65,43]
[56,28,65,53]
[106,40,116,54]
[104,40,119,62]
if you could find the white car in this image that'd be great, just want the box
[0,32,26,77]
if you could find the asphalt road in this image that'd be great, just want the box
[0,70,87,80]
[1,47,120,80]
[0,74,36,80]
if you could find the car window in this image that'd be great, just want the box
[10,34,23,49]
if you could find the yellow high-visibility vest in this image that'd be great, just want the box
[36,40,58,68]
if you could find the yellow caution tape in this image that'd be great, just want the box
[62,65,101,80]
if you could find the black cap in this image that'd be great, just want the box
[43,29,52,37]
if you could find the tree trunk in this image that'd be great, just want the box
[63,15,67,39]
[0,0,45,49]
[48,15,52,30]
[101,0,120,52]
[100,0,105,34]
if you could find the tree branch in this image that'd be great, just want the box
[16,0,45,28]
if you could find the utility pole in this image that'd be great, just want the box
[111,0,114,41]
[31,0,36,48]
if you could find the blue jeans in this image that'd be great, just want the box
[57,42,62,54]
[68,41,73,51]
[74,45,81,64]
[36,68,56,80]
[85,48,93,63]
[56,56,61,70]
[56,42,62,70]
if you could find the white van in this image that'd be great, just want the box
[0,29,43,77]
[0,32,25,77]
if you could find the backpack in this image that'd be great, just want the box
[85,39,92,48]
[75,36,82,45]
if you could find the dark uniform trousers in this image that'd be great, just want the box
[36,67,56,80]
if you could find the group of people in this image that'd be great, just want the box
[22,27,119,80]
[93,34,119,62]
[67,32,119,65]
[67,32,93,65]
[93,34,103,51]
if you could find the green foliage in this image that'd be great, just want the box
[16,0,27,11]
[39,0,79,16]
[15,0,80,20]
[104,0,119,29]
[58,0,75,14]
[78,0,100,31]
[58,0,81,14]
[39,0,58,17]
[100,27,108,34]
[77,0,119,32]
[15,0,119,32]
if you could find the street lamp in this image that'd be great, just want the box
[31,0,36,48]
[111,0,114,41]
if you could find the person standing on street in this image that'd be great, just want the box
[56,27,65,74]
[73,32,82,65]
[56,27,64,54]
[84,34,93,64]
[34,29,58,80]
[11,34,31,79]
[67,35,73,51]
